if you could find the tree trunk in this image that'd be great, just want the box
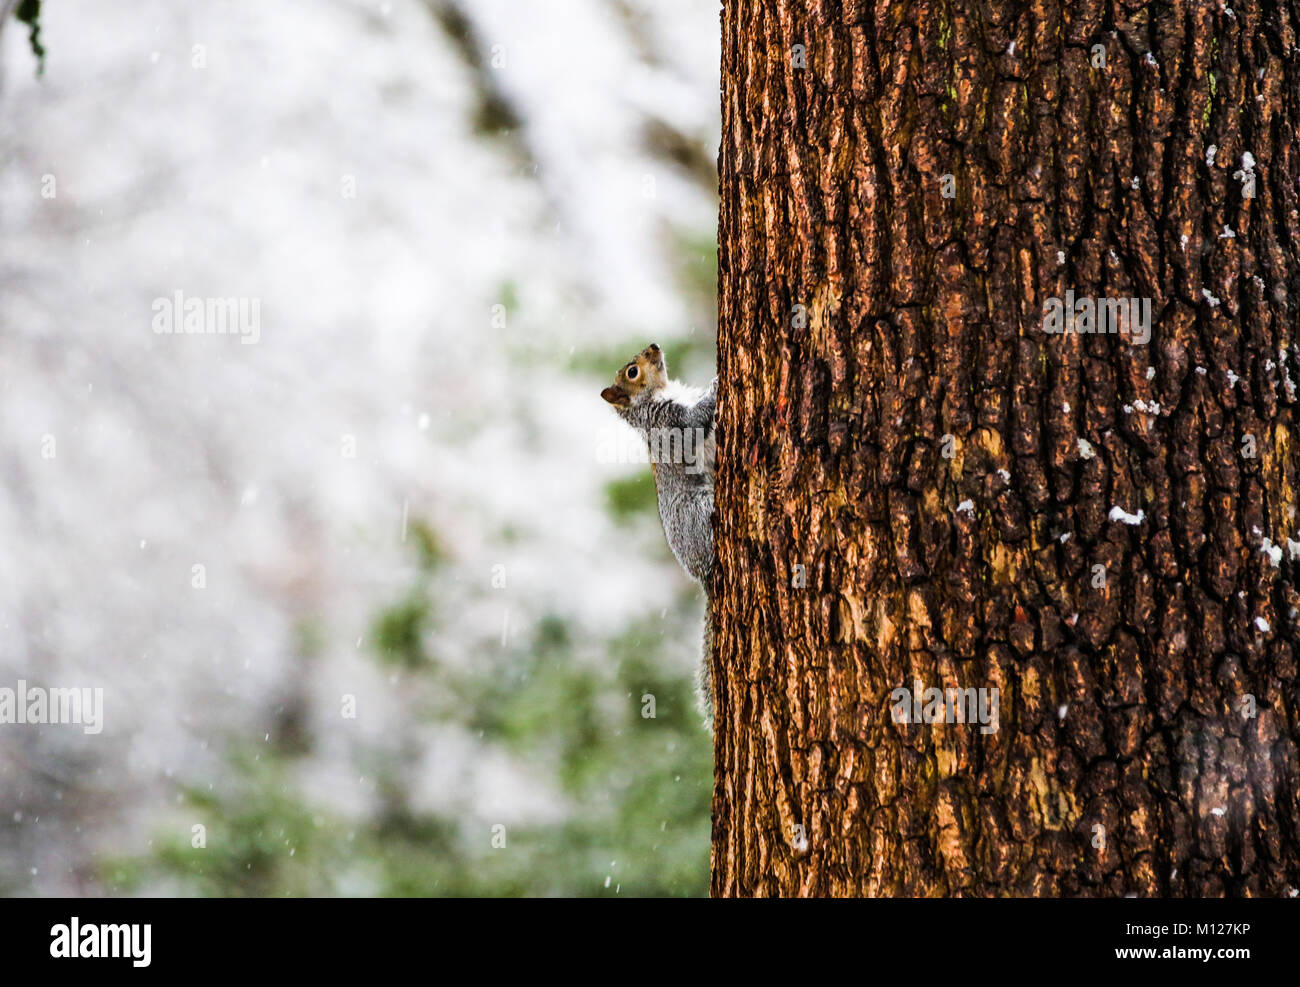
[712,0,1300,897]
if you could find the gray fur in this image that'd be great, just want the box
[613,375,718,728]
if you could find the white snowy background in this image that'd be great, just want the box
[0,0,719,895]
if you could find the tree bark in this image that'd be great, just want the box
[712,0,1300,897]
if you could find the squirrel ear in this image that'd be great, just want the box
[601,386,631,407]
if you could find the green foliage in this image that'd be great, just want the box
[603,471,658,524]
[669,229,718,320]
[114,532,711,897]
[372,594,432,668]
[496,280,519,315]
[372,520,444,668]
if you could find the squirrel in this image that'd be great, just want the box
[601,343,717,726]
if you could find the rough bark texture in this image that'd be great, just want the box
[712,0,1300,896]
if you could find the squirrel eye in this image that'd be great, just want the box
[626,365,639,380]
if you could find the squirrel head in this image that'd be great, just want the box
[600,344,667,409]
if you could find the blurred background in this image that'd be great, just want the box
[0,0,719,896]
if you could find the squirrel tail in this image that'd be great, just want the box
[697,593,714,732]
